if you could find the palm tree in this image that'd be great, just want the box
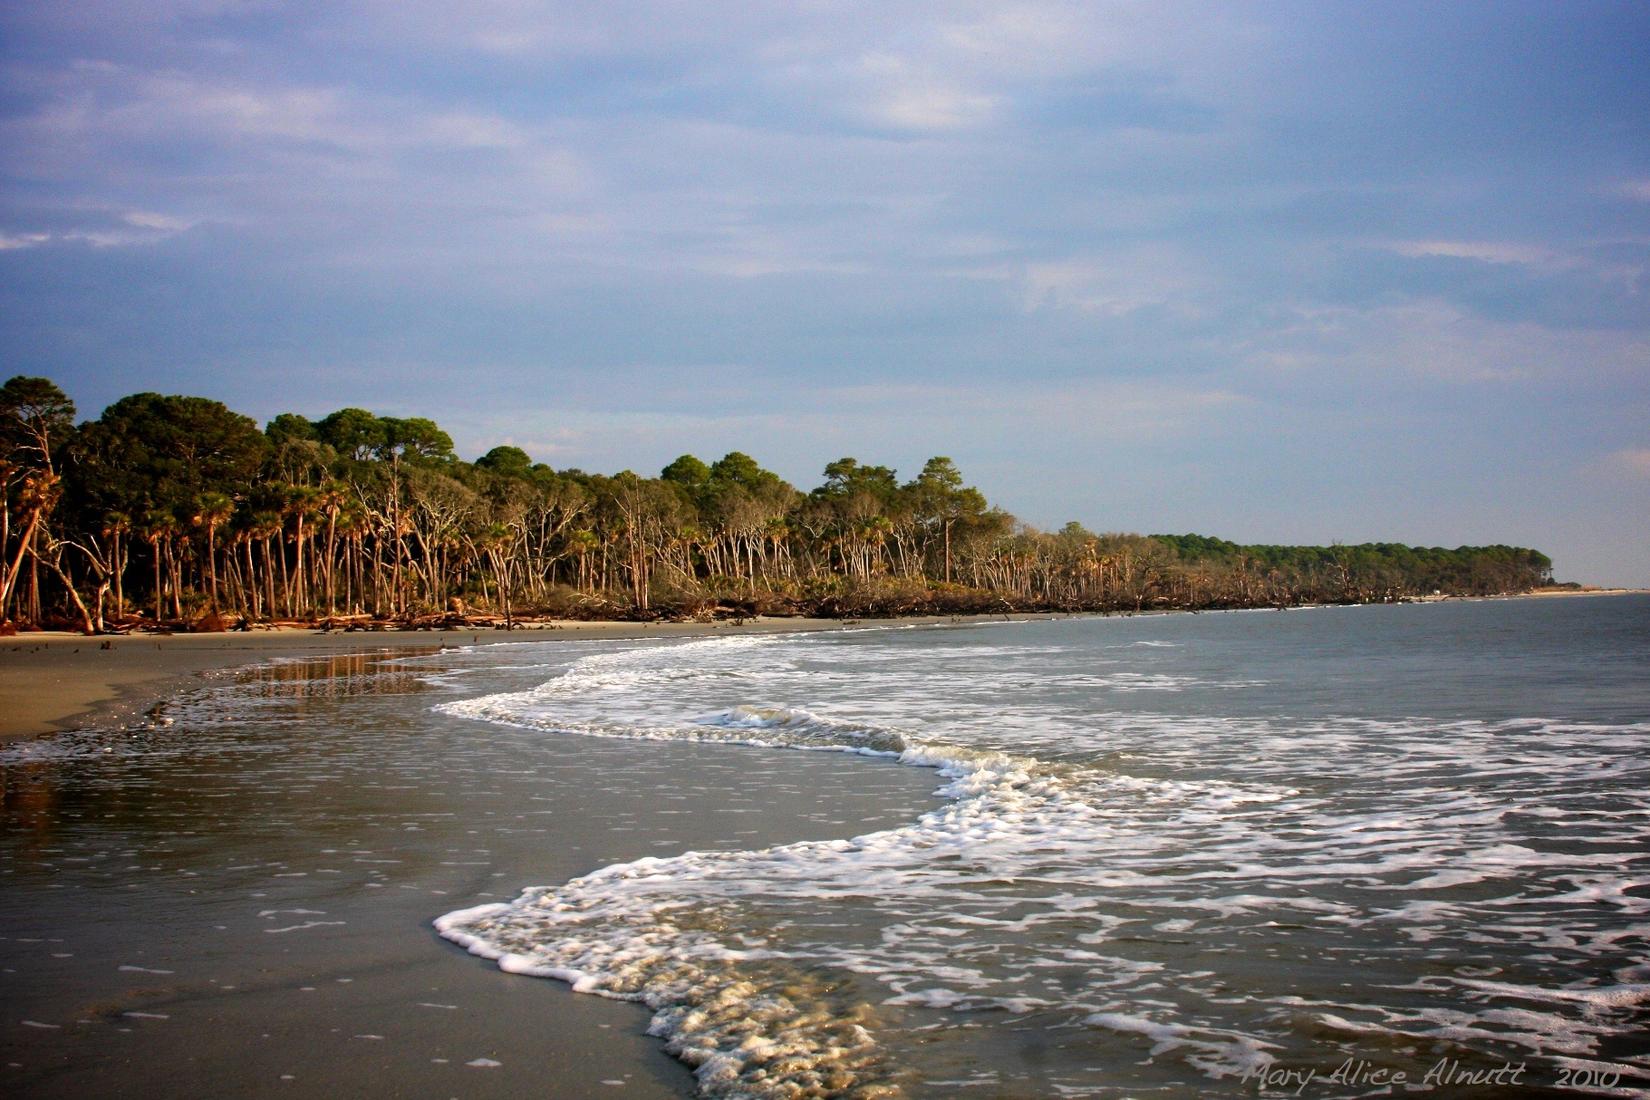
[480,523,514,624]
[283,485,321,617]
[139,507,174,622]
[193,492,235,611]
[763,515,791,581]
[102,511,131,616]
[249,510,282,621]
[0,470,61,624]
[334,501,368,614]
[317,480,349,616]
[568,528,599,593]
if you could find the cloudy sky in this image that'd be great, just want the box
[3,1,1647,583]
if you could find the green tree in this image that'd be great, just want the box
[815,457,898,501]
[379,417,455,464]
[2,375,76,470]
[193,492,235,611]
[661,454,711,489]
[265,413,319,444]
[476,445,534,479]
[71,393,267,516]
[1,377,76,622]
[316,408,386,461]
[66,393,267,618]
[907,456,986,584]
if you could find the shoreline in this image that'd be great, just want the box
[4,589,1643,742]
[0,614,1047,741]
[1,632,948,1100]
[5,591,1645,1097]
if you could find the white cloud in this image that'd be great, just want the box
[872,83,998,132]
[128,75,358,146]
[1013,246,1203,316]
[1373,236,1647,299]
[423,111,531,150]
[1021,261,1152,315]
[123,210,195,231]
[447,373,1250,483]
[938,4,1093,69]
[1386,239,1554,266]
[0,63,596,260]
[0,0,1279,288]
[0,210,198,250]
[1242,300,1650,385]
[10,62,583,171]
[63,230,157,247]
[855,52,998,132]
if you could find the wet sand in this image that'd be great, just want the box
[0,617,1002,741]
[10,594,1627,742]
[1,641,948,1098]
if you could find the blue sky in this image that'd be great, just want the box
[3,1,1647,583]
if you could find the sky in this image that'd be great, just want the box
[2,1,1647,585]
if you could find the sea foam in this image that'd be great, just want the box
[434,625,1650,1098]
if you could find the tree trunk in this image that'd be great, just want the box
[35,546,95,635]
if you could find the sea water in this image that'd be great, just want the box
[0,648,931,1098]
[4,598,1645,1098]
[433,597,1650,1098]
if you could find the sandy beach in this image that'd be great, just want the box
[6,597,1648,1097]
[1,621,952,1098]
[9,593,1639,743]
[0,616,1002,742]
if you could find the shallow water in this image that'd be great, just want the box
[5,599,1647,1098]
[0,644,941,1098]
[431,598,1650,1098]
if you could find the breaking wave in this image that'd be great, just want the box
[434,626,1650,1098]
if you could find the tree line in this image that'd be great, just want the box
[1,376,1554,633]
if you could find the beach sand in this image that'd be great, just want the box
[0,617,967,741]
[10,594,1634,742]
[1,625,951,1098]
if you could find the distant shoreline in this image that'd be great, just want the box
[4,591,1643,742]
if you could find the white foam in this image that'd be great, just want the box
[430,626,1650,1096]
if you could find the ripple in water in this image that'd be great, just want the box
[436,604,1650,1098]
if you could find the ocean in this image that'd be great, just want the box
[3,596,1647,1098]
[436,597,1650,1098]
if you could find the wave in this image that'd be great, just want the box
[432,633,1650,1098]
[435,643,1087,1096]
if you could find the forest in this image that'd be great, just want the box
[1,376,1555,633]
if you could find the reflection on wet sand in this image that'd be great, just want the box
[229,648,442,699]
[0,762,57,836]
[0,649,441,853]
[0,638,942,1100]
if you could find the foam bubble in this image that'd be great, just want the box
[431,625,1650,1096]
